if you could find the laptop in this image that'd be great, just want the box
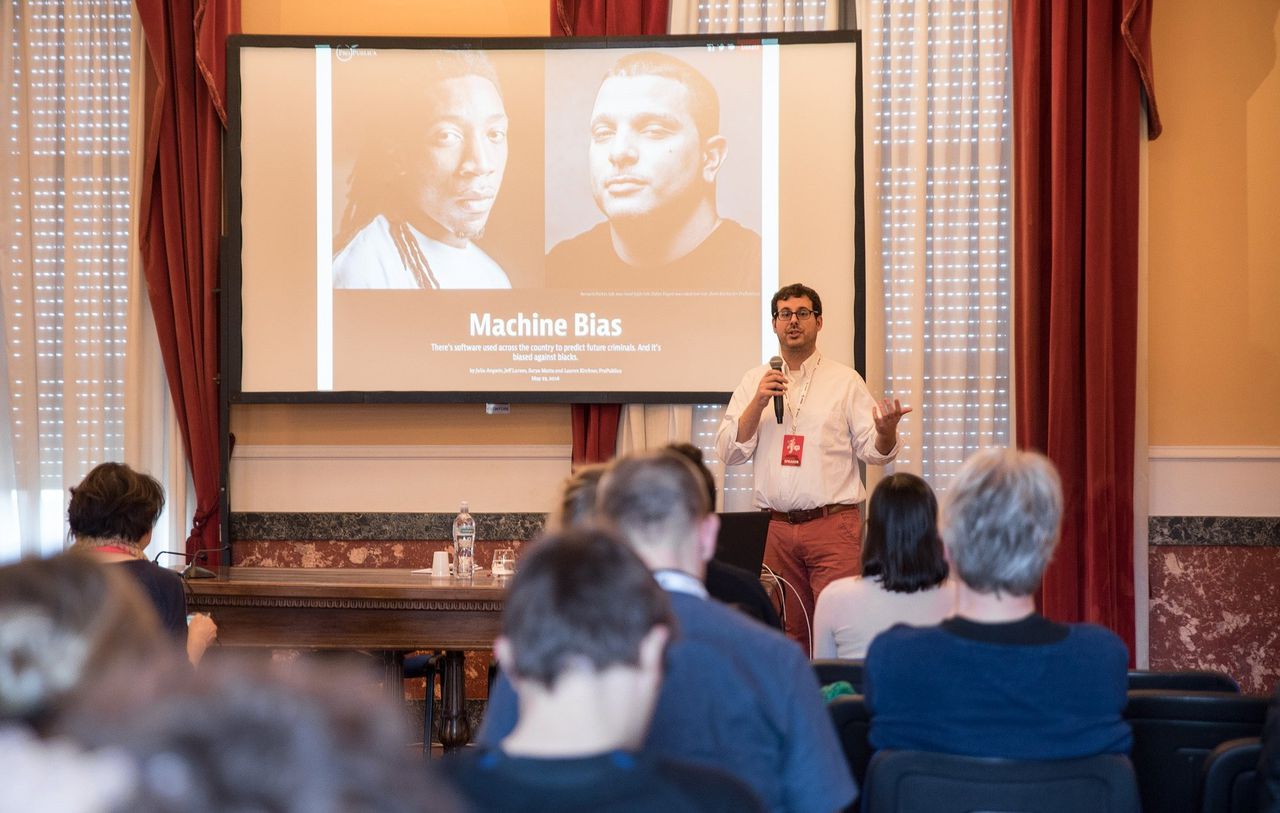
[713,511,771,575]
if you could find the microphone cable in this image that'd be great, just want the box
[760,563,814,659]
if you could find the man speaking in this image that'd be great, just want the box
[546,52,760,292]
[715,283,911,649]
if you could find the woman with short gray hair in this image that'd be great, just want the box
[864,447,1132,760]
[941,447,1062,597]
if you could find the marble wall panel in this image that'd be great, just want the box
[1148,516,1280,694]
[232,539,524,570]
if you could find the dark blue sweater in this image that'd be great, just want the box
[865,615,1132,760]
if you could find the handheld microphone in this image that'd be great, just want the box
[769,356,784,424]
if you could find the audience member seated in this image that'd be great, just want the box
[864,447,1132,760]
[60,654,455,813]
[666,442,783,629]
[0,554,168,736]
[448,527,763,812]
[1260,682,1280,812]
[553,463,610,529]
[481,452,856,813]
[812,472,955,659]
[0,725,138,813]
[67,462,218,665]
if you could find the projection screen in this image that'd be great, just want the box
[226,33,864,403]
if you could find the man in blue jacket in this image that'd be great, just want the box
[478,451,857,813]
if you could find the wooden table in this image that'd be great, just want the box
[184,567,506,749]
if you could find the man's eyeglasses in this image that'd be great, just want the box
[774,309,818,322]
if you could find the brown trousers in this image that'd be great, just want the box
[763,507,862,653]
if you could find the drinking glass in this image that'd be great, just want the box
[492,548,516,577]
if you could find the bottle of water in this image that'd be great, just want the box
[452,501,476,578]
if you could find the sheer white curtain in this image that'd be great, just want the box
[627,1,1013,502]
[668,0,841,33]
[0,1,183,562]
[862,0,1012,489]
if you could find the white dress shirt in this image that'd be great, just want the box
[714,352,898,511]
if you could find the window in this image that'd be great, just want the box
[865,0,1012,488]
[1,0,134,560]
[689,2,1012,500]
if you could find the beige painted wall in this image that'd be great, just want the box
[241,0,548,37]
[236,1,1280,452]
[232,0,564,446]
[1148,1,1280,446]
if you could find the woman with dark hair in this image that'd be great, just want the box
[812,473,954,659]
[68,462,217,665]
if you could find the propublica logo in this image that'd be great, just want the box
[334,43,377,63]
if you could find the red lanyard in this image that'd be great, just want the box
[93,545,138,557]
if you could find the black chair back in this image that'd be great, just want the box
[1199,737,1261,813]
[861,749,1140,813]
[828,694,873,787]
[1125,689,1269,813]
[1129,669,1240,693]
[814,658,865,693]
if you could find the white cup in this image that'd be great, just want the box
[431,550,451,576]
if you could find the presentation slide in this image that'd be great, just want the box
[230,34,862,401]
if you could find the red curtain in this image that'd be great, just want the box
[134,0,239,558]
[552,0,669,37]
[1012,0,1159,655]
[554,1,655,464]
[570,404,622,466]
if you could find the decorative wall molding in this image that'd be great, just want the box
[1148,445,1280,517]
[231,512,546,542]
[229,443,573,513]
[192,594,505,612]
[1149,516,1280,547]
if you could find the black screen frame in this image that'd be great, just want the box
[221,31,866,407]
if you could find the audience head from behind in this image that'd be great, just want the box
[862,472,948,593]
[67,462,164,554]
[478,451,855,812]
[941,446,1063,598]
[556,463,608,530]
[454,525,768,812]
[59,653,457,813]
[812,472,954,659]
[0,554,166,736]
[863,447,1132,761]
[597,451,719,580]
[494,527,675,756]
[663,442,717,511]
[664,443,783,629]
[65,462,217,665]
